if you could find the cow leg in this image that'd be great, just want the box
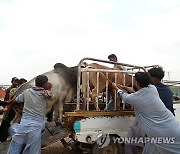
[82,97,86,111]
[116,98,122,110]
[91,90,99,110]
[54,98,65,126]
[81,80,88,111]
[82,92,93,111]
[12,109,22,123]
[59,99,65,126]
[12,104,23,123]
[82,86,87,110]
[53,100,60,125]
[91,87,105,111]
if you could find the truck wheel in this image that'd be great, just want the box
[92,136,124,154]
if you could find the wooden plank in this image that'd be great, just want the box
[65,110,135,117]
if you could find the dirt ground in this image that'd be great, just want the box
[0,139,84,154]
[41,140,83,154]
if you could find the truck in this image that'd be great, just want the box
[62,57,147,154]
[1,57,180,154]
[63,58,180,154]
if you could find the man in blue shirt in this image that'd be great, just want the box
[148,67,175,115]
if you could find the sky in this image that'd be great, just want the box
[0,0,180,85]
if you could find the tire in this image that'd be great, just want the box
[92,135,124,154]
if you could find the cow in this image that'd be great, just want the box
[81,63,133,111]
[12,63,78,125]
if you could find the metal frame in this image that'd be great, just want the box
[76,57,146,112]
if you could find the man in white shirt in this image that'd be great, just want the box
[112,72,180,154]
[7,75,53,154]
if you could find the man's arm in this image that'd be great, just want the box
[112,83,126,98]
[112,82,136,106]
[0,100,8,106]
[2,98,17,112]
[0,98,16,113]
[112,83,135,94]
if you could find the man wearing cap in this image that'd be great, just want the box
[4,77,19,101]
[0,77,19,142]
[108,54,118,62]
[108,54,127,70]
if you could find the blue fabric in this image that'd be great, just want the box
[7,128,41,154]
[7,141,26,154]
[154,83,175,115]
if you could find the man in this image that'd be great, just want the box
[108,54,117,62]
[148,67,175,115]
[7,75,53,154]
[18,78,27,86]
[108,53,127,71]
[4,77,19,101]
[0,77,19,142]
[107,54,127,110]
[112,72,180,154]
[9,78,27,100]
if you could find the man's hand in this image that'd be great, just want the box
[112,83,135,93]
[112,83,119,91]
[4,99,16,112]
[3,106,9,112]
[120,86,135,93]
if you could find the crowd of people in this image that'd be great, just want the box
[0,75,54,154]
[7,75,53,154]
[0,54,179,154]
[0,77,27,143]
